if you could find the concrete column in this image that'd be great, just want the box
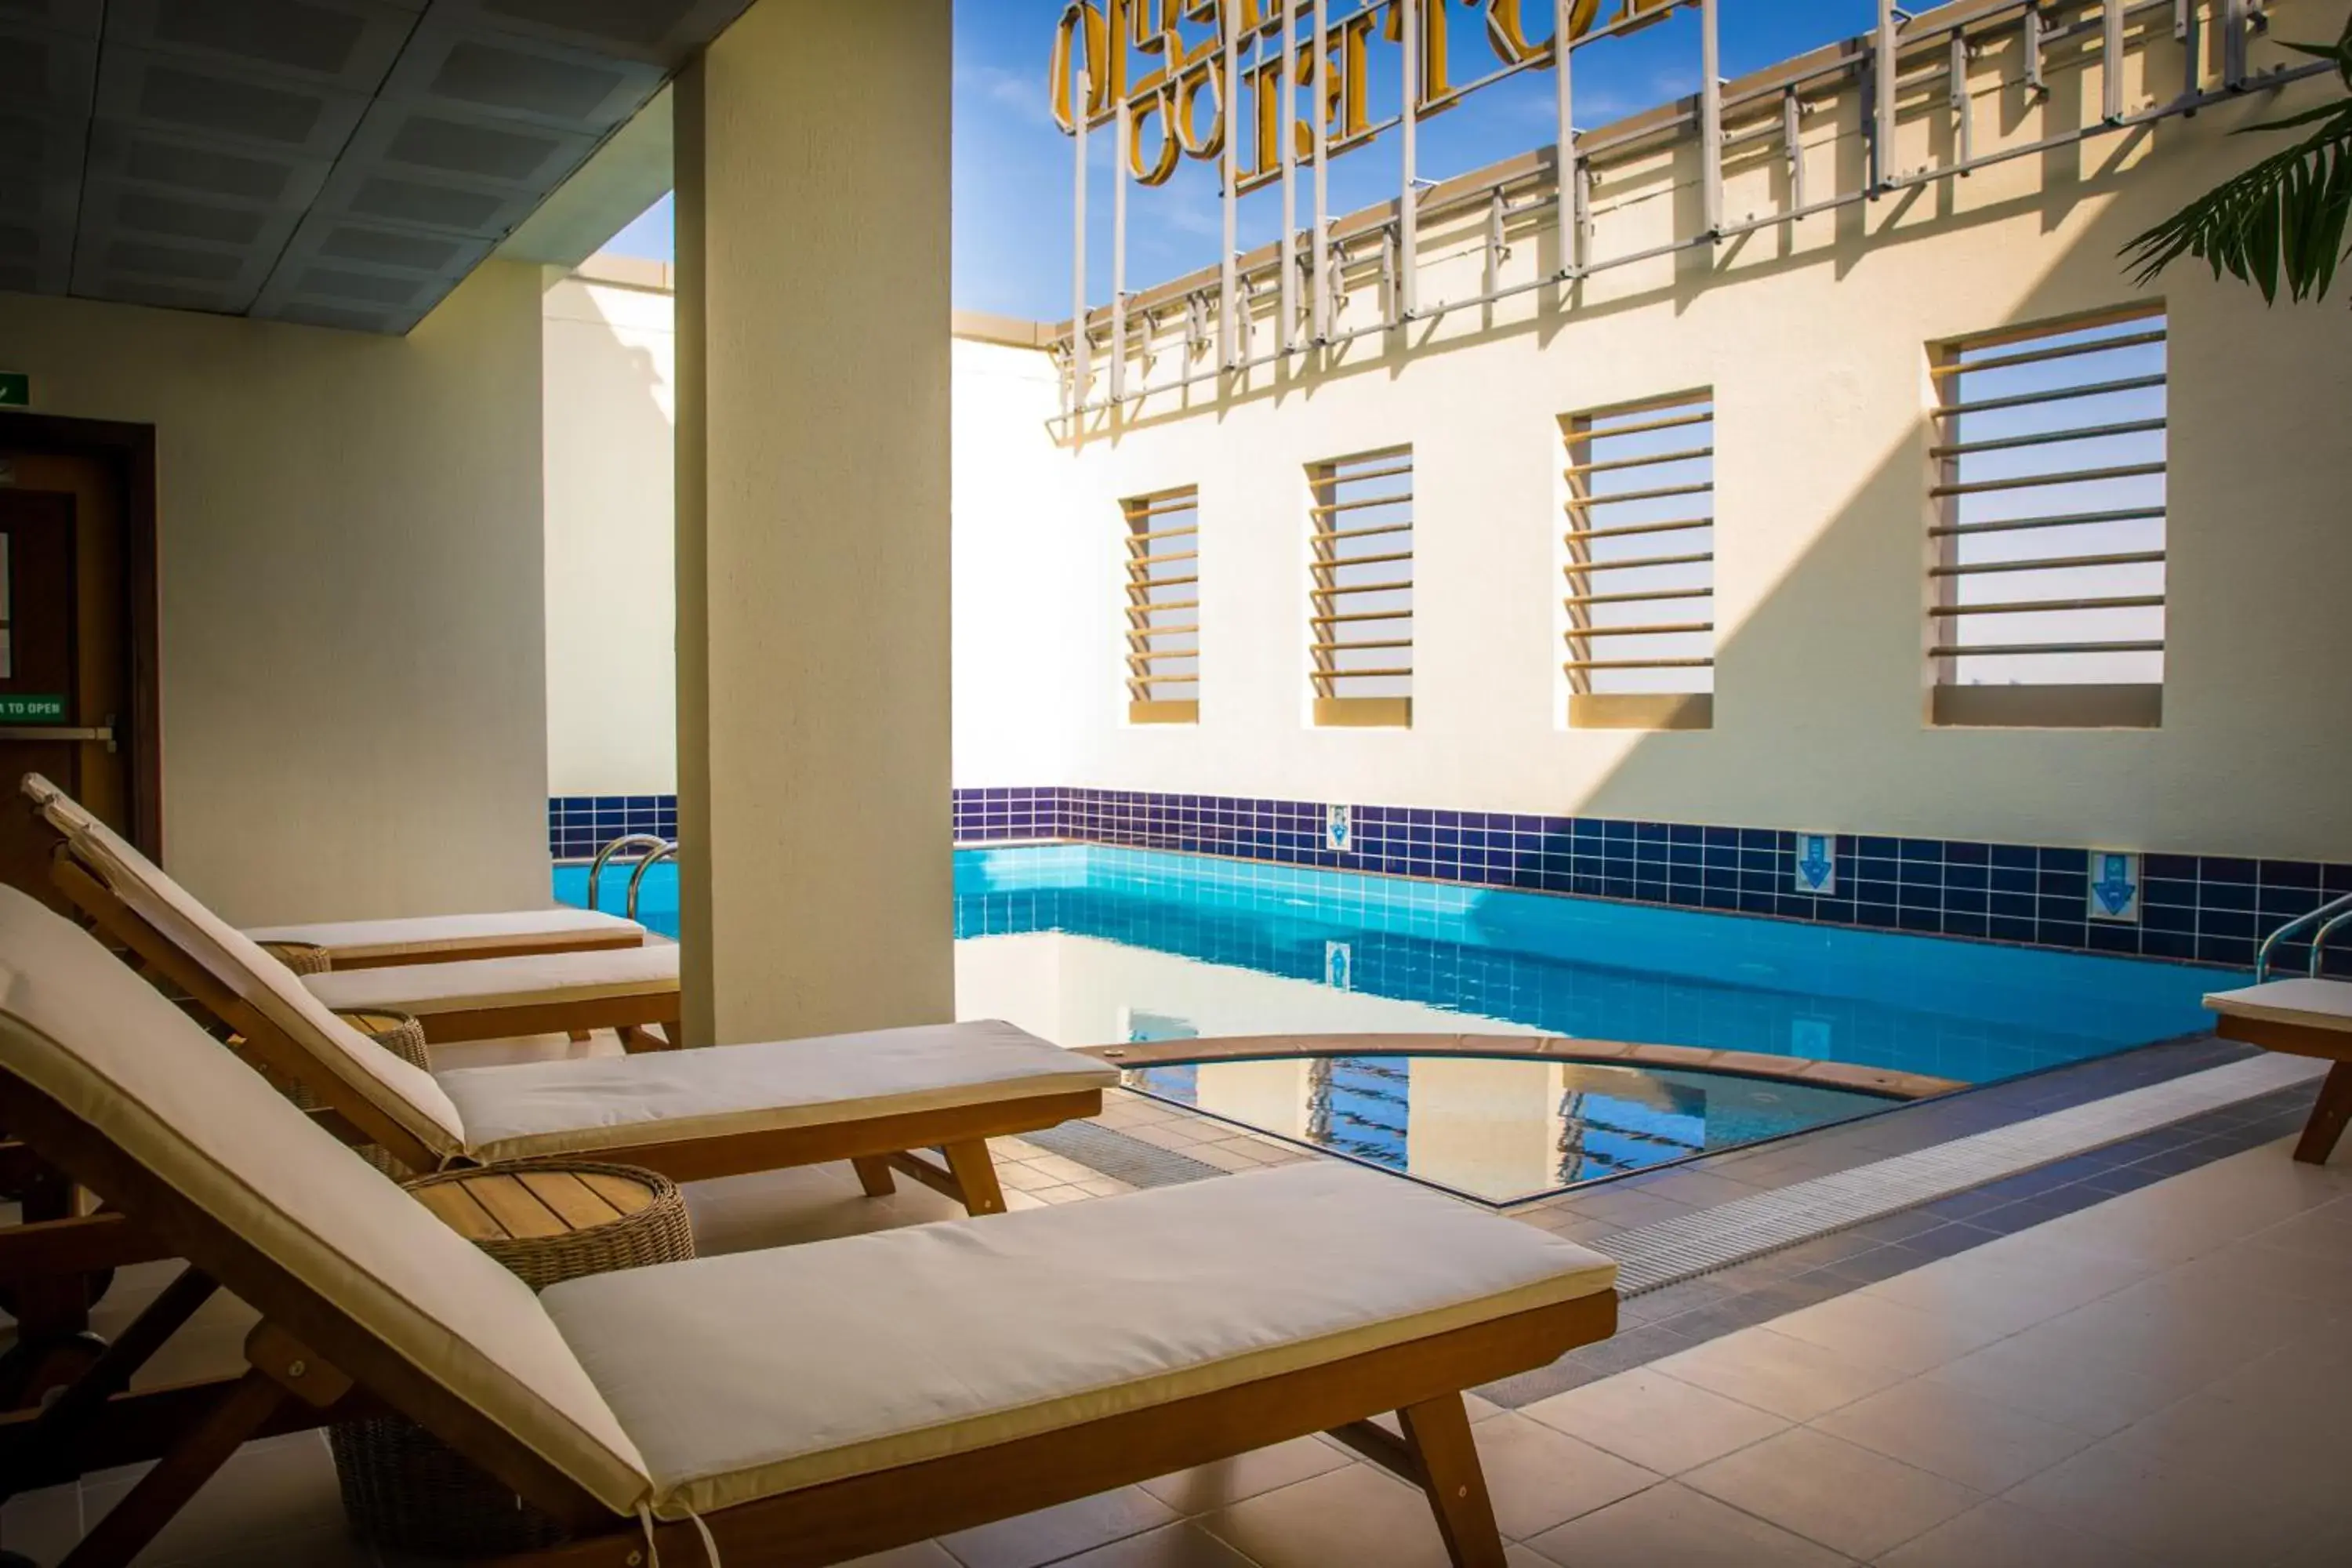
[673,1,953,1044]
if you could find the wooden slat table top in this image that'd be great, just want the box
[412,1167,659,1243]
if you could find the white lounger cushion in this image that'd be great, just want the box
[2206,978,2352,1033]
[437,1019,1119,1163]
[0,887,654,1513]
[546,1160,1617,1519]
[245,907,645,964]
[303,943,680,1017]
[32,788,469,1158]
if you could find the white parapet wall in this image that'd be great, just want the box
[544,1,2352,864]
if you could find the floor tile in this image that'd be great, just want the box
[2003,1433,2329,1567]
[1200,1462,1454,1568]
[1875,1498,2158,1568]
[1861,1236,2154,1335]
[1138,1437,1353,1515]
[78,1432,350,1567]
[833,1546,962,1568]
[1051,1521,1259,1567]
[1650,1327,1908,1422]
[1762,1287,2008,1375]
[1465,1413,1659,1541]
[1680,1427,1981,1561]
[1812,1374,2100,1494]
[1521,1368,1788,1475]
[1521,1480,1853,1567]
[938,1486,1179,1568]
[1918,1321,2192,1438]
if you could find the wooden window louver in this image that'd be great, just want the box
[1308,446,1414,728]
[1561,393,1716,730]
[1124,486,1200,724]
[1929,304,2167,728]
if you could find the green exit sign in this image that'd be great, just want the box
[0,695,66,722]
[0,372,27,408]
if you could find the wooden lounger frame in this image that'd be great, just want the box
[259,927,647,973]
[0,1065,1615,1568]
[2210,1014,2352,1166]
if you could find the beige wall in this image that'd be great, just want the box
[673,0,954,1044]
[544,265,677,797]
[0,262,549,923]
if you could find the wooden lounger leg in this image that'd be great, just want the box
[851,1156,897,1197]
[2296,1060,2352,1165]
[61,1370,286,1568]
[882,1144,1009,1217]
[942,1140,1007,1216]
[1397,1393,1506,1568]
[0,1266,218,1501]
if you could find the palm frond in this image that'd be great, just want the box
[2121,106,2352,303]
[2120,18,2352,305]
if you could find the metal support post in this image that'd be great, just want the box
[1111,95,1130,404]
[1871,0,1898,193]
[1700,0,1722,236]
[1312,0,1331,343]
[1399,0,1419,322]
[2102,0,2125,122]
[1783,87,1805,211]
[1221,5,1240,368]
[1071,71,1090,412]
[1951,33,1973,169]
[1555,0,1578,278]
[1279,0,1298,358]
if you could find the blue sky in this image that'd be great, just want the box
[608,2,1884,319]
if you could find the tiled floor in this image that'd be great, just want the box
[6,1068,2348,1565]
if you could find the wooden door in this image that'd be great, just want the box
[0,423,152,905]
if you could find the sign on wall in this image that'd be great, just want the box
[0,372,29,408]
[0,694,67,723]
[1051,0,1680,186]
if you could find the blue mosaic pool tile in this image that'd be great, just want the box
[550,789,2350,978]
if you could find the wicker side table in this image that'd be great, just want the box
[330,1162,695,1558]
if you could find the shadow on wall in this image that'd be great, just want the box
[1571,105,2351,864]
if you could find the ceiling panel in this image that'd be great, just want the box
[5,0,748,334]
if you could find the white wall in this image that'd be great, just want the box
[956,17,2352,863]
[0,262,550,924]
[543,265,677,797]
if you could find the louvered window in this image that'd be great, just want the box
[1124,486,1200,724]
[1561,393,1715,730]
[1309,447,1414,728]
[1929,305,2166,728]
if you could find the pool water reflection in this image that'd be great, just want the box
[1123,1053,1892,1203]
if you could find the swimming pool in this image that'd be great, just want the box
[556,843,2227,1196]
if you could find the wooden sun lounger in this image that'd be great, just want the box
[24,773,648,971]
[0,885,1619,1568]
[27,785,683,1050]
[2,800,1109,1403]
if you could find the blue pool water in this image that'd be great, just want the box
[555,844,2225,1086]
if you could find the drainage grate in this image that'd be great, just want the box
[1602,1053,2325,1296]
[1019,1121,1225,1189]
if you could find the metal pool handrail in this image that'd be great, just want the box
[627,840,679,922]
[2255,891,2352,981]
[585,833,670,915]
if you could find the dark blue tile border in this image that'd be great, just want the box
[554,788,2351,976]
